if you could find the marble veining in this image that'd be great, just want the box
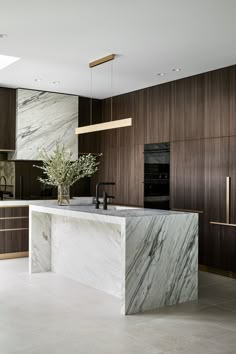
[51,215,123,298]
[29,211,51,273]
[29,202,198,315]
[124,213,198,314]
[11,89,78,160]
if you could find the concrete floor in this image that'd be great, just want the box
[0,258,236,354]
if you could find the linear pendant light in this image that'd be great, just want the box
[75,54,132,135]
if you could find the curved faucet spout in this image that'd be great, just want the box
[95,182,115,209]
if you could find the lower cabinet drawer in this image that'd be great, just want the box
[0,206,29,256]
[0,230,29,254]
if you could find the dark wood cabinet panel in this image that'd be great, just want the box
[170,140,204,210]
[78,65,236,274]
[0,206,29,255]
[170,142,185,209]
[170,75,204,141]
[0,87,16,151]
[184,75,204,140]
[0,206,28,218]
[203,138,229,224]
[229,136,236,224]
[146,84,170,143]
[203,68,230,138]
[0,234,5,253]
[170,138,236,271]
[202,138,235,270]
[229,66,236,136]
[170,80,185,142]
[184,140,205,211]
[4,230,28,254]
[170,140,205,264]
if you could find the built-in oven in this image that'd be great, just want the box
[144,143,170,210]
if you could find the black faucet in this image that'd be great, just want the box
[103,191,115,210]
[0,176,7,191]
[95,182,115,209]
[0,176,13,200]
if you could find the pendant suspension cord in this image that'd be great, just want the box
[110,59,113,121]
[90,67,93,125]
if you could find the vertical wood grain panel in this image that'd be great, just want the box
[79,65,236,272]
[204,68,230,138]
[0,207,29,254]
[170,141,185,209]
[146,84,170,143]
[170,80,185,141]
[229,66,236,135]
[230,136,236,225]
[0,88,16,150]
[203,137,229,269]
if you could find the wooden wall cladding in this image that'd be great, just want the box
[0,87,16,151]
[146,84,170,143]
[170,139,204,212]
[170,137,236,272]
[79,65,236,208]
[204,68,230,138]
[79,65,236,272]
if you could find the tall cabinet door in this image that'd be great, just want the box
[170,140,204,263]
[203,137,236,272]
[227,137,236,272]
[170,138,236,271]
[170,140,204,211]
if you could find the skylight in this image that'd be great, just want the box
[0,54,20,70]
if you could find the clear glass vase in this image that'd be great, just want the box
[58,185,70,206]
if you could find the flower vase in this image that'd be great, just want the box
[58,185,70,206]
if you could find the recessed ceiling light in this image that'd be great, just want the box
[0,34,8,39]
[172,68,181,72]
[34,78,42,82]
[0,54,20,70]
[157,73,166,76]
[52,81,61,84]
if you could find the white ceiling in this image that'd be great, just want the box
[0,0,236,99]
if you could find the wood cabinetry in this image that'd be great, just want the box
[170,138,236,272]
[79,65,236,275]
[0,206,29,259]
[0,87,16,151]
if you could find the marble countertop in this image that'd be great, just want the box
[0,198,197,222]
[0,199,56,207]
[29,200,196,225]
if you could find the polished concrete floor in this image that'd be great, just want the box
[0,258,236,354]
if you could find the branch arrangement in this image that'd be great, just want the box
[34,143,100,187]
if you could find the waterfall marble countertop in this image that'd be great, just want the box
[29,202,191,224]
[29,200,199,315]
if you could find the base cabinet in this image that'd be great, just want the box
[0,206,29,259]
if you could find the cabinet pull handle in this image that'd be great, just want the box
[210,176,235,227]
[226,176,230,224]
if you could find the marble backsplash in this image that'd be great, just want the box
[10,89,78,160]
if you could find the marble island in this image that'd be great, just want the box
[29,202,198,315]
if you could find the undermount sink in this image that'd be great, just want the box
[105,205,139,210]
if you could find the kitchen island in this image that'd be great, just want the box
[29,202,198,315]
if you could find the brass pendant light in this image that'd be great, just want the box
[75,54,132,135]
